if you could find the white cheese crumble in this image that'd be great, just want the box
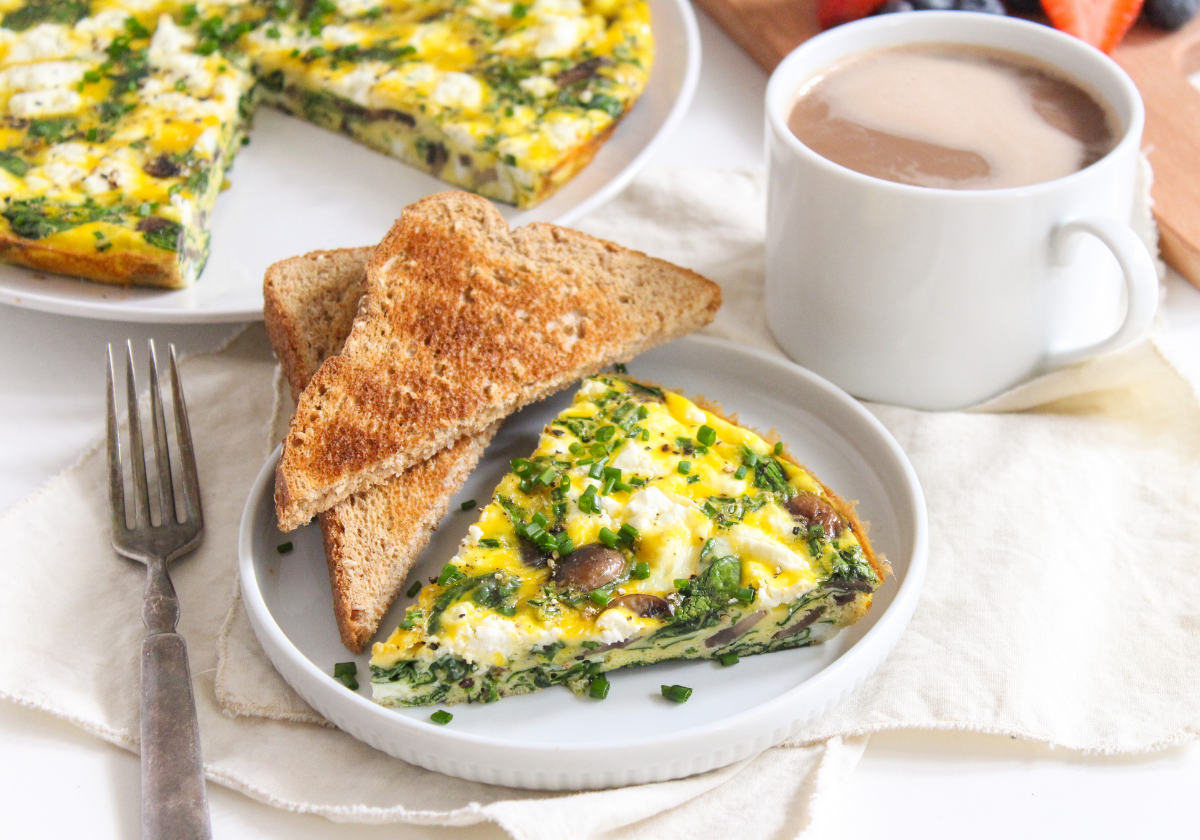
[328,61,388,106]
[8,87,82,118]
[8,24,74,63]
[336,0,380,15]
[595,608,639,644]
[433,72,483,110]
[535,17,585,58]
[542,116,587,150]
[610,443,656,478]
[0,60,85,91]
[577,378,608,399]
[518,75,558,98]
[727,524,804,571]
[433,603,560,667]
[622,486,694,533]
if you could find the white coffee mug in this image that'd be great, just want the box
[764,13,1158,411]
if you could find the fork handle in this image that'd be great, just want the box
[141,632,212,840]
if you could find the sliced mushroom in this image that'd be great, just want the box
[143,154,181,179]
[605,593,671,618]
[786,492,844,539]
[772,608,822,640]
[552,543,624,592]
[519,539,549,568]
[705,610,766,648]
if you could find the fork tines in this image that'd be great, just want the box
[106,340,203,560]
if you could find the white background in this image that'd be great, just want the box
[2,8,1199,837]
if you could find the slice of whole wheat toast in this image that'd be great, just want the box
[264,246,498,653]
[275,191,722,531]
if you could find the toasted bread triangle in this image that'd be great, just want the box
[274,191,721,531]
[264,245,497,653]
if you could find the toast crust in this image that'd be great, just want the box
[275,191,721,531]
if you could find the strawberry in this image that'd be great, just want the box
[818,0,886,28]
[1041,0,1145,53]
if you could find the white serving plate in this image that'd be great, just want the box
[238,336,928,790]
[0,0,699,323]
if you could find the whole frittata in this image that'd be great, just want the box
[0,0,652,287]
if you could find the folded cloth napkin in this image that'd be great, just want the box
[2,168,1198,840]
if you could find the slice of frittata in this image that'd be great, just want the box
[0,2,257,288]
[242,0,652,208]
[370,374,887,707]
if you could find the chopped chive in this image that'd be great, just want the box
[734,587,755,604]
[614,482,633,494]
[734,466,748,480]
[276,541,293,554]
[618,523,638,546]
[556,531,575,555]
[674,578,690,590]
[603,466,622,481]
[589,673,611,699]
[601,476,616,495]
[532,511,549,528]
[536,466,557,486]
[677,460,691,475]
[437,563,465,586]
[595,425,615,442]
[332,662,358,690]
[661,684,692,703]
[589,442,608,458]
[588,461,605,480]
[569,442,586,455]
[406,580,422,598]
[598,527,618,549]
[636,405,649,420]
[633,561,650,579]
[686,475,701,484]
[641,429,650,441]
[774,441,784,455]
[719,653,740,667]
[477,538,501,548]
[614,362,628,374]
[519,479,533,494]
[741,446,760,468]
[576,456,595,466]
[697,425,717,447]
[460,498,477,511]
[590,589,612,606]
[430,710,453,725]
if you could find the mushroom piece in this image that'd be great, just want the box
[786,492,844,539]
[605,593,671,618]
[519,539,549,568]
[552,543,625,592]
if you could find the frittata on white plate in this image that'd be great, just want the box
[0,0,652,288]
[369,374,888,707]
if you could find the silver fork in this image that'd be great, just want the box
[106,340,211,840]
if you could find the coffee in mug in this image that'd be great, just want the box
[787,44,1118,191]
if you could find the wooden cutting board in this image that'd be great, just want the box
[692,0,1200,288]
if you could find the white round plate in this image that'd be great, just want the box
[0,0,699,324]
[239,336,928,790]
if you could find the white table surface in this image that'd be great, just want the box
[2,9,1198,837]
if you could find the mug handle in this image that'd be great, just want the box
[1044,216,1158,369]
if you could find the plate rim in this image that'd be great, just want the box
[0,0,701,325]
[238,335,928,780]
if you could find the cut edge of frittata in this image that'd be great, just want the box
[368,373,888,707]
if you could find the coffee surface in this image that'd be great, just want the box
[788,45,1117,190]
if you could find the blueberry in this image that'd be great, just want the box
[1143,0,1198,30]
[1003,0,1043,13]
[911,0,956,8]
[873,0,915,12]
[955,0,1007,12]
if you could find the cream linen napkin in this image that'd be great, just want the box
[1,169,1197,839]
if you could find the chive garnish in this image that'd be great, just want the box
[588,461,605,480]
[590,590,611,606]
[774,441,784,455]
[632,561,650,579]
[617,523,638,547]
[595,425,615,442]
[332,662,358,690]
[598,527,618,549]
[478,538,501,548]
[697,425,716,447]
[430,710,453,725]
[719,653,739,667]
[276,541,293,554]
[734,587,755,604]
[460,499,477,511]
[661,684,692,703]
[406,580,422,598]
[437,563,465,586]
[677,460,691,475]
[589,674,611,699]
[569,442,585,455]
[556,532,575,555]
[734,466,748,480]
